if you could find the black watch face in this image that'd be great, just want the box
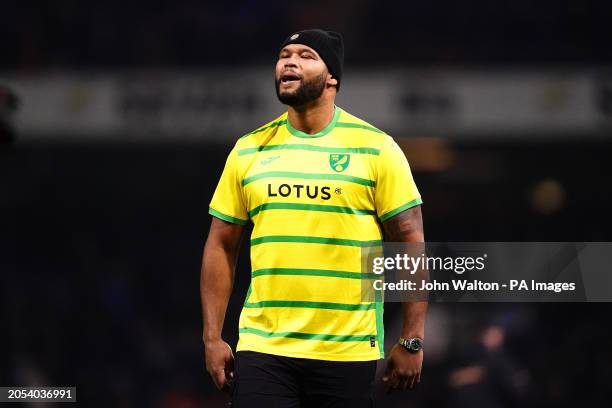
[409,338,422,352]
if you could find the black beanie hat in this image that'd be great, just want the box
[280,29,344,90]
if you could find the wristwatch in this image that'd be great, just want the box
[399,337,423,353]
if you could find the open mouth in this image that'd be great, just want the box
[280,71,302,85]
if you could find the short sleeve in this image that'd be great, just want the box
[375,138,423,222]
[208,145,249,225]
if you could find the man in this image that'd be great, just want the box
[201,29,427,407]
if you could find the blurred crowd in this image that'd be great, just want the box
[2,0,612,69]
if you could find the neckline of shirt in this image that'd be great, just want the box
[286,105,341,139]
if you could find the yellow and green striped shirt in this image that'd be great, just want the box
[209,106,422,361]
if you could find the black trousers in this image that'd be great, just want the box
[230,351,377,408]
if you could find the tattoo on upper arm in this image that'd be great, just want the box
[382,205,424,241]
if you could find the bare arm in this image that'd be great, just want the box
[201,217,245,390]
[381,205,428,391]
[383,205,427,340]
[382,204,424,243]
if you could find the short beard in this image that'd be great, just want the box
[275,72,327,107]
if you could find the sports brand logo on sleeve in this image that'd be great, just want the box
[329,154,350,172]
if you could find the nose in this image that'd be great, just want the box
[284,59,298,69]
[283,52,300,67]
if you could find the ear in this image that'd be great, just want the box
[327,76,338,87]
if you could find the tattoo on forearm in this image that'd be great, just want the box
[382,205,423,241]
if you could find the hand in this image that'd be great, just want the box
[382,344,423,392]
[204,339,235,391]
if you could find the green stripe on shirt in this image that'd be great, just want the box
[250,235,382,247]
[378,197,423,222]
[252,268,377,279]
[335,122,385,134]
[237,144,380,156]
[242,171,376,187]
[208,207,248,225]
[240,119,287,139]
[248,202,376,218]
[239,327,375,342]
[243,300,376,311]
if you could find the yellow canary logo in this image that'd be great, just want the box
[329,154,350,172]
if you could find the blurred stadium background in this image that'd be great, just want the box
[1,1,612,406]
